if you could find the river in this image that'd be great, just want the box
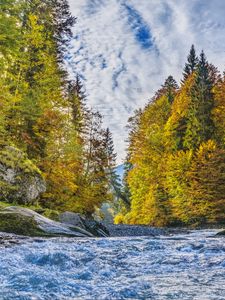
[0,229,225,299]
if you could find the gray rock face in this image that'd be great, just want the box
[59,212,110,237]
[0,207,94,237]
[0,146,46,204]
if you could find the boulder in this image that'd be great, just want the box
[0,146,46,204]
[59,212,110,237]
[0,207,94,237]
[216,230,225,236]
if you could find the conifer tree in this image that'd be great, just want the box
[67,76,86,133]
[155,76,178,104]
[182,45,198,82]
[103,128,127,205]
[103,128,117,172]
[184,51,215,149]
[163,76,179,104]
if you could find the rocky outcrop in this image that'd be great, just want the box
[0,207,94,237]
[59,212,110,237]
[0,146,46,204]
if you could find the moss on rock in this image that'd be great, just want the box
[0,207,94,237]
[0,146,46,204]
[0,212,49,236]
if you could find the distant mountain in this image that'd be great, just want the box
[115,164,125,182]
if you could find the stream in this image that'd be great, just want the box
[0,229,225,299]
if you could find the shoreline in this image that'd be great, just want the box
[1,224,224,245]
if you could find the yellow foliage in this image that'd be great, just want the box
[114,214,125,224]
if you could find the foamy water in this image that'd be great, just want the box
[0,230,225,299]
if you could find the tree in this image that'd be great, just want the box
[120,91,173,225]
[159,76,179,104]
[0,0,24,144]
[182,45,198,82]
[188,140,225,224]
[122,47,225,227]
[183,51,215,150]
[103,128,128,206]
[154,76,178,104]
[213,74,225,145]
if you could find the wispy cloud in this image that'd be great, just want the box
[67,0,225,162]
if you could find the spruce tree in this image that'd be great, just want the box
[184,51,215,149]
[163,76,179,104]
[67,76,86,133]
[182,45,198,82]
[154,76,178,104]
[103,128,128,204]
[103,128,116,171]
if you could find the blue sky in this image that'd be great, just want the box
[67,0,225,162]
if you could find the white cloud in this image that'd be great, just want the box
[67,0,225,163]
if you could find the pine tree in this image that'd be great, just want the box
[67,76,86,133]
[74,112,114,215]
[163,76,179,104]
[103,128,116,171]
[182,45,198,82]
[103,128,127,205]
[184,51,215,149]
[50,0,76,60]
[154,76,178,104]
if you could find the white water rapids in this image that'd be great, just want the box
[0,229,225,299]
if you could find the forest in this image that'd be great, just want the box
[1,1,225,299]
[117,45,225,226]
[1,0,225,227]
[0,0,118,217]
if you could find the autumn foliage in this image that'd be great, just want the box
[120,46,225,226]
[0,0,117,215]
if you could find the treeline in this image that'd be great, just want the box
[117,46,225,226]
[0,0,117,215]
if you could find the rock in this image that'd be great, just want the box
[105,224,163,237]
[0,232,28,247]
[0,207,94,237]
[216,230,225,236]
[59,212,110,237]
[104,224,189,237]
[0,146,46,204]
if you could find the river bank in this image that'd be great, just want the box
[0,226,181,247]
[1,224,224,248]
[0,206,224,246]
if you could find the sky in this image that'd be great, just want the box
[67,0,225,163]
